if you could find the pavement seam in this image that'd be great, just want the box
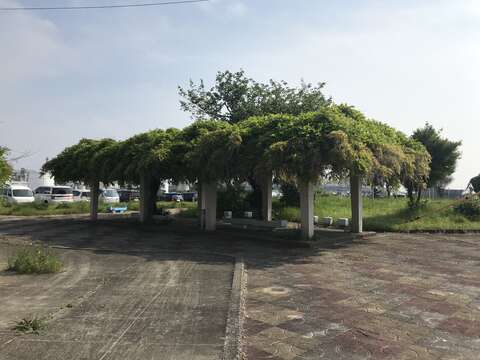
[223,257,247,360]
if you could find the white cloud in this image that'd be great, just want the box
[0,1,68,83]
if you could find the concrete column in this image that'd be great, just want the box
[299,180,314,239]
[139,174,152,223]
[201,182,217,231]
[261,174,273,221]
[90,181,99,222]
[197,182,203,226]
[350,174,363,233]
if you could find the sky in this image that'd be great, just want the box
[0,0,478,188]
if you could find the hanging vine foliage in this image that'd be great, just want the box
[42,104,430,199]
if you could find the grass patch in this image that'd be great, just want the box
[0,200,195,216]
[14,317,47,334]
[157,201,197,210]
[0,201,141,216]
[7,246,63,274]
[176,207,199,218]
[273,196,480,232]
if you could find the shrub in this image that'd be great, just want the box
[454,198,480,219]
[273,206,300,222]
[8,246,63,274]
[0,198,12,208]
[217,183,252,217]
[14,317,46,334]
[278,180,300,207]
[33,202,49,210]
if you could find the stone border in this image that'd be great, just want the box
[223,258,247,360]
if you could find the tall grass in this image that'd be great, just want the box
[273,196,480,232]
[8,246,63,274]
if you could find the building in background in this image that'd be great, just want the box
[10,168,54,190]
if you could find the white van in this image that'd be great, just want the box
[34,186,74,204]
[99,189,120,204]
[1,184,35,204]
[73,189,90,202]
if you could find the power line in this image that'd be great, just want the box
[0,0,208,11]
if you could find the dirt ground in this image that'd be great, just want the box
[0,216,479,360]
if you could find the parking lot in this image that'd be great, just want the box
[1,217,480,359]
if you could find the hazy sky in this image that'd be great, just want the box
[1,0,478,188]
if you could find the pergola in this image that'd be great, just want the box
[43,105,430,240]
[192,107,430,239]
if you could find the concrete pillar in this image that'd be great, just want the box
[299,181,314,239]
[139,174,152,223]
[90,181,99,222]
[197,182,203,226]
[261,174,273,221]
[350,174,363,233]
[201,182,217,231]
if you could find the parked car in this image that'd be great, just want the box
[160,192,181,202]
[171,194,184,202]
[117,189,140,203]
[99,189,120,203]
[181,192,198,202]
[1,184,35,204]
[73,189,90,201]
[34,186,73,204]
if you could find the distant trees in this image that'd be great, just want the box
[412,123,462,193]
[0,147,12,186]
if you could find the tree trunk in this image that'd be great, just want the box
[407,184,414,205]
[140,173,153,223]
[149,178,160,215]
[90,181,99,222]
[257,174,272,221]
[247,176,262,218]
[416,187,423,205]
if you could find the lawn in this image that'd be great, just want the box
[273,196,480,232]
[0,200,196,217]
[1,197,478,232]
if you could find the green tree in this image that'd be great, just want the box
[0,147,13,186]
[412,123,462,191]
[180,69,332,210]
[179,70,331,124]
[112,129,178,222]
[41,139,117,220]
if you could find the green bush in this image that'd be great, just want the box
[454,198,480,219]
[54,202,73,209]
[8,246,63,274]
[217,184,252,217]
[14,317,46,334]
[273,206,300,222]
[278,180,300,207]
[33,202,49,210]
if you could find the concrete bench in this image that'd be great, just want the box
[224,218,289,230]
